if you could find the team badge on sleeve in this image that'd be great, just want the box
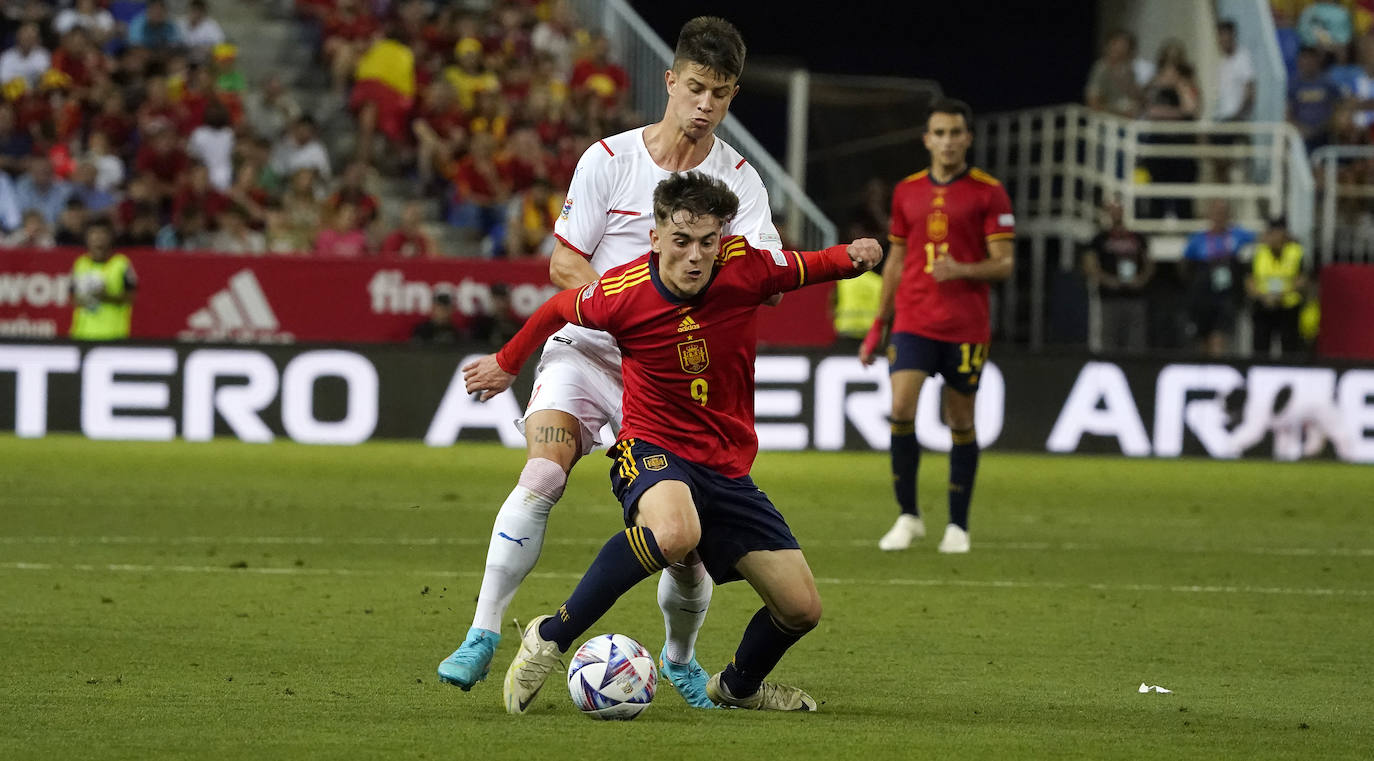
[560,197,574,220]
[677,338,709,374]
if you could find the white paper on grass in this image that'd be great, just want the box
[1138,683,1173,694]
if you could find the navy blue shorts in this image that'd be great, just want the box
[606,439,799,585]
[887,331,988,394]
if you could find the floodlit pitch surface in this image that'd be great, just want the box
[2,436,1371,760]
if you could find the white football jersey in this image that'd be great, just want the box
[546,126,781,365]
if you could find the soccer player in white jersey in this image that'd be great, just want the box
[437,16,781,709]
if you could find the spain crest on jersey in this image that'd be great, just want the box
[927,210,949,242]
[677,337,709,374]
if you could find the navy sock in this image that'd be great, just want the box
[720,607,813,698]
[890,419,920,516]
[537,527,667,652]
[948,428,979,530]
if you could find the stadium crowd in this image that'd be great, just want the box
[0,0,630,259]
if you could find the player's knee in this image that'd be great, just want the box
[774,596,822,634]
[650,523,700,566]
[518,457,567,503]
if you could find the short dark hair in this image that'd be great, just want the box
[85,218,113,235]
[1218,19,1236,34]
[926,97,974,131]
[1268,216,1288,230]
[652,171,739,228]
[673,16,746,81]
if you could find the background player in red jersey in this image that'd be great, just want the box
[859,98,1015,554]
[463,172,880,712]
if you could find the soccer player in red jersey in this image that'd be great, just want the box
[463,172,880,712]
[859,98,1015,554]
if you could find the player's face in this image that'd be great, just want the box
[651,212,724,298]
[923,112,973,172]
[665,63,739,141]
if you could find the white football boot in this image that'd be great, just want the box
[937,524,970,554]
[502,615,564,715]
[878,514,926,551]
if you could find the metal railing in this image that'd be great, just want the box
[972,104,1314,348]
[1311,145,1374,266]
[568,0,838,249]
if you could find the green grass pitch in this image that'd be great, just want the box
[2,435,1372,760]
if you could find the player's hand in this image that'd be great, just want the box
[858,319,887,367]
[763,292,784,306]
[846,238,882,271]
[931,255,964,282]
[462,355,517,402]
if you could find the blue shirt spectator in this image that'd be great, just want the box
[0,104,34,176]
[1184,225,1256,264]
[1288,47,1341,150]
[13,159,74,225]
[127,1,183,50]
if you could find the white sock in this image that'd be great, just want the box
[470,458,565,634]
[658,559,712,664]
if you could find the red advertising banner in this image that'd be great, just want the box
[0,248,836,346]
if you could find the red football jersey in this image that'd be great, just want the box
[889,167,1015,344]
[497,237,858,477]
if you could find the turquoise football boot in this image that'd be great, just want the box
[659,647,715,709]
[437,627,501,690]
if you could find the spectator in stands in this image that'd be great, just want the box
[412,80,467,188]
[53,198,87,246]
[1288,46,1341,152]
[225,161,270,226]
[269,115,331,183]
[1140,40,1200,219]
[411,290,462,343]
[0,22,50,89]
[211,43,246,99]
[127,0,183,51]
[242,74,302,144]
[444,36,500,111]
[1246,217,1308,357]
[0,171,21,230]
[53,0,116,46]
[14,156,71,225]
[532,0,578,79]
[570,31,628,108]
[158,206,214,251]
[1,208,53,247]
[134,122,189,202]
[0,102,33,176]
[1213,19,1256,181]
[326,161,379,228]
[279,167,324,250]
[351,25,416,165]
[178,0,226,62]
[117,206,160,247]
[1344,33,1374,134]
[82,131,124,194]
[381,201,438,258]
[323,0,379,97]
[89,90,134,153]
[314,202,370,257]
[1085,29,1143,117]
[69,161,115,216]
[1182,200,1255,356]
[173,162,229,226]
[505,175,560,257]
[209,206,266,255]
[468,282,522,347]
[188,102,235,191]
[448,131,509,255]
[264,208,303,254]
[1325,32,1369,96]
[1083,199,1154,353]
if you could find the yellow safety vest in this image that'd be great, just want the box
[834,270,883,338]
[70,253,134,340]
[1251,241,1304,309]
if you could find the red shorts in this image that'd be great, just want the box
[350,79,413,142]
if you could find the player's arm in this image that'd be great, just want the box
[463,286,592,401]
[931,238,1014,282]
[754,239,881,296]
[549,239,599,288]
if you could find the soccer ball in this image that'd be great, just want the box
[566,633,657,720]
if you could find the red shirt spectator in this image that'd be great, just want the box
[135,128,189,194]
[314,203,370,257]
[379,201,437,259]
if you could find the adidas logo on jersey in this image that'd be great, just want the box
[677,315,702,333]
[178,269,293,342]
